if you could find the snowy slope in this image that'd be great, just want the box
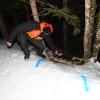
[0,41,100,100]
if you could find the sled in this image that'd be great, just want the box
[46,51,84,65]
[30,47,84,65]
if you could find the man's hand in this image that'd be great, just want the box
[6,42,12,47]
[54,50,63,57]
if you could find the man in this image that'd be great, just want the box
[95,48,100,63]
[6,20,63,60]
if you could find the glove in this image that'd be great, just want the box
[54,50,63,57]
[6,42,12,47]
[37,51,46,59]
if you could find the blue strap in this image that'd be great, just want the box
[35,58,44,68]
[81,74,89,91]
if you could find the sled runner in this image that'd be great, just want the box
[46,51,84,65]
[30,46,84,65]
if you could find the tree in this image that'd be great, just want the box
[29,0,40,22]
[0,13,7,40]
[84,0,96,61]
[93,11,100,57]
[62,0,68,51]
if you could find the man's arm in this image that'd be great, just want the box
[6,21,40,47]
[40,32,56,51]
[40,32,63,57]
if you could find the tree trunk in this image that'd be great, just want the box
[84,0,96,61]
[90,0,97,56]
[93,12,100,57]
[62,0,68,52]
[0,13,7,40]
[29,0,40,22]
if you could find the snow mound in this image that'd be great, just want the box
[0,42,100,100]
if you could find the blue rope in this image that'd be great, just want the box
[35,58,44,68]
[81,73,89,92]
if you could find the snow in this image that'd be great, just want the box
[0,41,100,100]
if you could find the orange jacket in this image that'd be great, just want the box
[27,30,43,40]
[27,22,53,41]
[40,22,53,33]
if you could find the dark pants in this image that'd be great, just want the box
[7,21,56,59]
[17,33,44,59]
[97,48,100,62]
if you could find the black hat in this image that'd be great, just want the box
[43,27,51,34]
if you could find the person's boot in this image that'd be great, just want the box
[24,53,30,60]
[95,57,100,63]
[37,51,46,59]
[95,48,100,63]
[54,50,63,57]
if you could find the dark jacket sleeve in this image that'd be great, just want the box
[40,32,57,51]
[8,21,40,43]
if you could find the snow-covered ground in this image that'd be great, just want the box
[0,41,100,100]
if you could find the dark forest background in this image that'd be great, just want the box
[0,0,87,58]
